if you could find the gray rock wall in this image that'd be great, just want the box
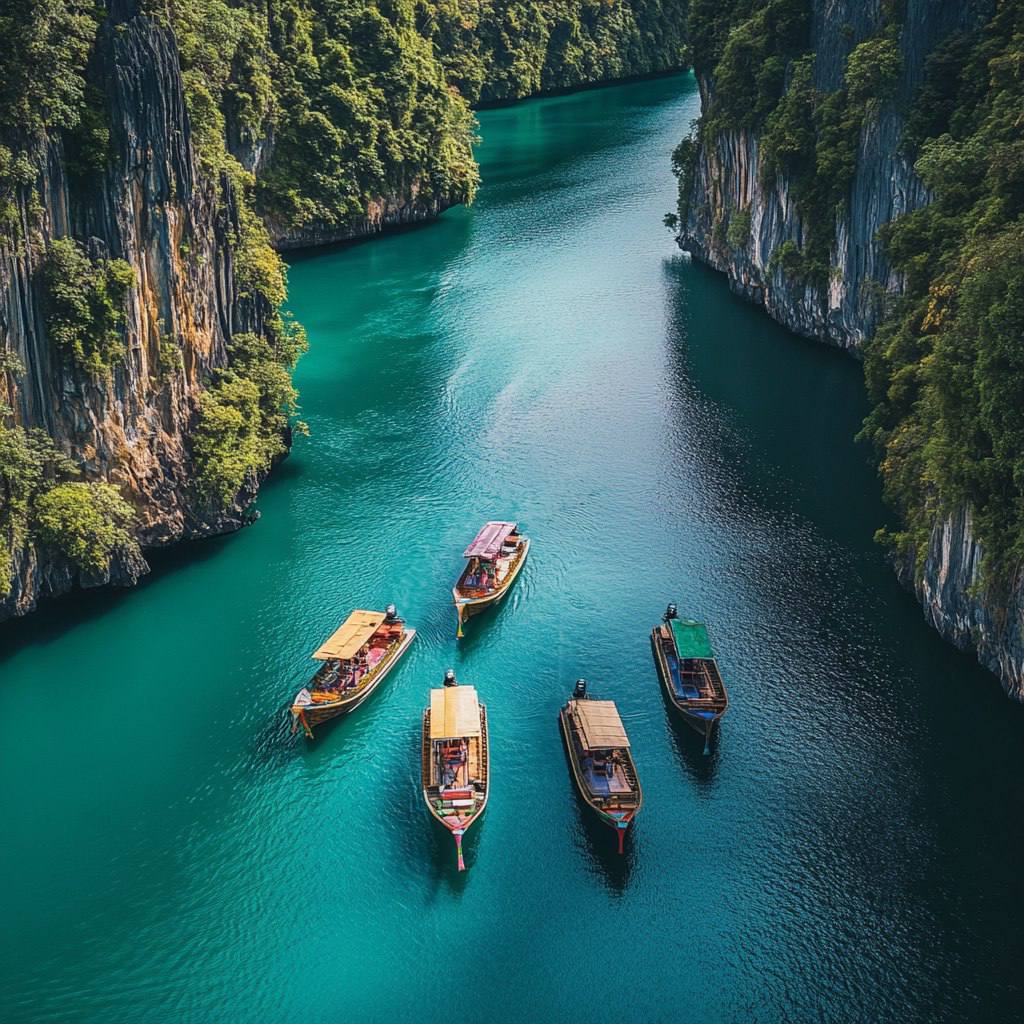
[679,0,1024,699]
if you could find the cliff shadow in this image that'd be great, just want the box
[0,529,240,665]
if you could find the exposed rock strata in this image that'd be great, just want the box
[905,509,1024,699]
[678,0,1024,699]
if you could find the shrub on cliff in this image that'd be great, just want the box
[40,238,135,378]
[0,424,79,596]
[33,482,139,577]
[191,329,306,508]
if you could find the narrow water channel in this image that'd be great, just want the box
[2,74,1022,1024]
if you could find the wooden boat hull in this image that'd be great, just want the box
[292,627,416,737]
[453,537,530,635]
[650,628,727,742]
[421,704,489,870]
[558,705,641,853]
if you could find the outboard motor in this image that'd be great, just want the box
[384,603,398,623]
[664,603,678,622]
[443,668,457,688]
[572,678,588,700]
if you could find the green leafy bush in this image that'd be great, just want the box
[0,424,78,595]
[34,482,139,576]
[671,133,699,226]
[191,328,306,507]
[726,205,751,249]
[844,36,901,110]
[701,0,810,135]
[40,238,135,377]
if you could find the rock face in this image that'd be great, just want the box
[0,6,268,620]
[678,0,1024,699]
[906,509,1024,699]
[267,189,451,252]
[681,0,991,351]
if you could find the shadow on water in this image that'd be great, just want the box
[0,529,241,665]
[663,697,722,785]
[420,808,482,890]
[558,733,633,894]
[452,601,510,657]
[571,796,635,895]
[282,215,453,266]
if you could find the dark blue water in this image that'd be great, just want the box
[2,74,1023,1024]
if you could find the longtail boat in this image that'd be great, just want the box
[559,680,642,854]
[650,604,729,753]
[291,605,415,738]
[421,672,489,871]
[452,520,530,637]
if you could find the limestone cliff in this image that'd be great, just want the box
[0,3,270,619]
[680,0,990,350]
[677,0,1024,699]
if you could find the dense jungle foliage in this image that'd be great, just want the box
[421,0,688,105]
[679,0,1024,586]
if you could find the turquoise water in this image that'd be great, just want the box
[2,74,1024,1023]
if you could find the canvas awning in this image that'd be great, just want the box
[670,619,714,660]
[430,686,481,740]
[463,521,517,560]
[574,699,630,750]
[311,610,386,661]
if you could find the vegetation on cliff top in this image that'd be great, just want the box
[0,0,99,226]
[423,0,688,105]
[172,0,480,233]
[680,0,902,283]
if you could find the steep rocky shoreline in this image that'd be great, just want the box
[1,8,270,619]
[676,0,1024,699]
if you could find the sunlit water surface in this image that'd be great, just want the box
[2,75,1023,1024]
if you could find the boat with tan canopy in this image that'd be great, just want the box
[291,605,415,738]
[559,680,642,853]
[421,671,489,870]
[453,520,530,636]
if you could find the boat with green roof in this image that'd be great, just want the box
[650,604,729,753]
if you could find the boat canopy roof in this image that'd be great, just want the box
[574,699,630,750]
[463,521,517,560]
[430,686,481,740]
[670,619,714,660]
[312,610,386,661]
